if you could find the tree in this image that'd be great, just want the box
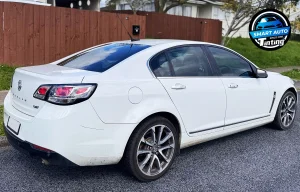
[154,0,188,13]
[106,0,189,13]
[221,0,269,46]
[266,0,299,9]
[124,0,152,14]
[291,16,300,33]
[105,0,118,10]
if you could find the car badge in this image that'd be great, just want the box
[18,80,22,91]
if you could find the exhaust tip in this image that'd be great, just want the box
[42,158,49,165]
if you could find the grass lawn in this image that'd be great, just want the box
[281,69,300,80]
[0,65,15,91]
[0,105,4,136]
[227,38,300,69]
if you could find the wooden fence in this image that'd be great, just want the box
[145,12,222,44]
[104,10,222,45]
[0,2,222,67]
[0,2,146,67]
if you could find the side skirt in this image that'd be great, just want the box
[180,116,274,149]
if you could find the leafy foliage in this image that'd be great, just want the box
[291,16,300,33]
[0,65,15,91]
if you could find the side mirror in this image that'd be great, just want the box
[256,69,268,78]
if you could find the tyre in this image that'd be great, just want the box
[272,91,297,130]
[124,116,179,182]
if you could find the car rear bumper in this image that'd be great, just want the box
[4,124,77,166]
[3,91,137,166]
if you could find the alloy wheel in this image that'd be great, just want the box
[280,95,296,127]
[136,125,175,177]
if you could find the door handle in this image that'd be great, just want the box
[171,83,186,90]
[228,83,238,88]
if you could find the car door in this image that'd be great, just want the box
[205,46,272,126]
[149,45,226,135]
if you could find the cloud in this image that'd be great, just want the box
[100,0,105,7]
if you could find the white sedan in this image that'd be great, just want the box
[3,39,297,181]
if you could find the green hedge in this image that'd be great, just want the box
[290,33,300,42]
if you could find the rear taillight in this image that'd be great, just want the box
[33,85,51,100]
[33,84,97,105]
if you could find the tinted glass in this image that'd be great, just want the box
[208,47,255,77]
[150,53,172,77]
[167,46,212,77]
[58,43,150,73]
[267,17,276,21]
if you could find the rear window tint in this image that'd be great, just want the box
[58,43,150,72]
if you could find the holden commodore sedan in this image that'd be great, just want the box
[3,39,297,181]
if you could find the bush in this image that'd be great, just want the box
[290,33,300,42]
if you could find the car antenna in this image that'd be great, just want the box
[116,13,139,42]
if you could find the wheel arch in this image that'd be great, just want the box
[124,111,183,155]
[286,87,298,101]
[272,86,298,117]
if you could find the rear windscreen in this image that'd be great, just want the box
[58,43,151,73]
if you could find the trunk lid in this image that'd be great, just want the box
[11,64,91,117]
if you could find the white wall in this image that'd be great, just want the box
[211,5,249,38]
[197,4,212,18]
[116,0,201,18]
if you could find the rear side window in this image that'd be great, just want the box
[149,53,172,77]
[58,43,150,73]
[166,46,212,77]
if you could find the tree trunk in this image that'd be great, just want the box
[154,0,160,12]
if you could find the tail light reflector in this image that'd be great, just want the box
[34,85,51,100]
[31,144,53,153]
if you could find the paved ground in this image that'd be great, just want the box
[0,91,8,105]
[1,99,300,191]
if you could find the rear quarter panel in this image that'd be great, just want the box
[84,78,182,124]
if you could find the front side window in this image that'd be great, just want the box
[166,46,212,77]
[208,46,255,77]
[58,43,150,73]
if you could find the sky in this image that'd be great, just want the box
[100,0,105,7]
